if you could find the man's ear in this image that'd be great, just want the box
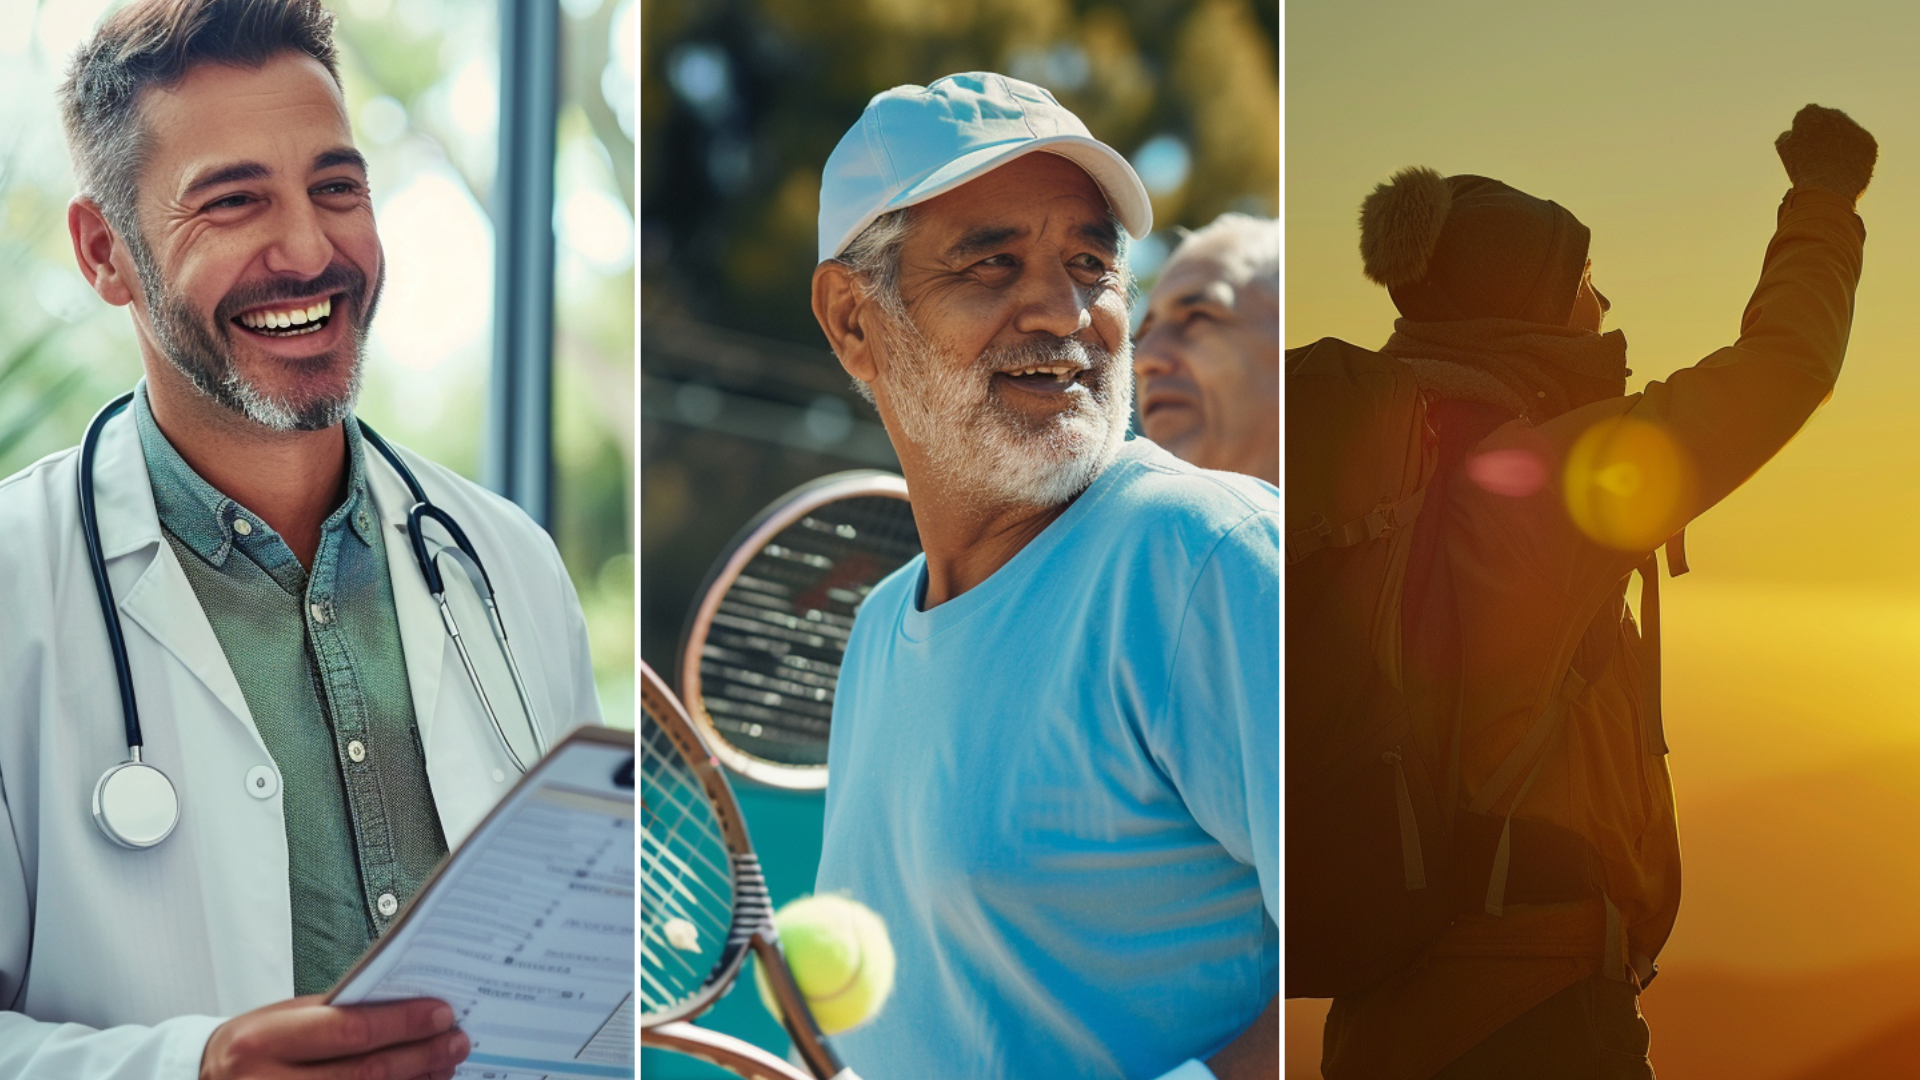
[68,197,136,308]
[812,260,880,385]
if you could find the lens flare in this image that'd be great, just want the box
[1467,447,1549,497]
[1564,415,1694,550]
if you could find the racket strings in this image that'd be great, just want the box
[640,716,736,1017]
[697,495,921,766]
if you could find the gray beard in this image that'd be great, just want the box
[878,313,1134,512]
[130,237,375,433]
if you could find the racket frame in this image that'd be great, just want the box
[640,662,850,1079]
[644,1021,813,1080]
[676,470,913,790]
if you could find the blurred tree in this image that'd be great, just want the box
[639,0,1278,346]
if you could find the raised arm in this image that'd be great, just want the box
[1483,106,1873,595]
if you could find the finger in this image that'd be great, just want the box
[271,998,459,1062]
[310,1028,471,1080]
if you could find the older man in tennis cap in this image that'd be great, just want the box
[807,73,1279,1080]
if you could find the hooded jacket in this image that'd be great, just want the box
[1316,184,1866,1079]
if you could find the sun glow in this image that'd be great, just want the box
[1563,415,1694,550]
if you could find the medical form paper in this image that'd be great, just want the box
[331,726,636,1080]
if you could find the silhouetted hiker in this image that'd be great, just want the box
[1287,105,1876,1078]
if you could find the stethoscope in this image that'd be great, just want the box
[79,390,549,850]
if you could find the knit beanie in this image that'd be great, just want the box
[1358,168,1591,326]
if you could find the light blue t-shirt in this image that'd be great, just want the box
[814,439,1279,1080]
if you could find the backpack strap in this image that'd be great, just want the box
[1382,747,1427,890]
[1636,529,1688,757]
[1602,894,1629,982]
[1467,666,1589,821]
[1468,666,1589,915]
[1285,487,1427,566]
[1472,529,1689,916]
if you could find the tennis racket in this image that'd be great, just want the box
[639,661,860,1080]
[676,471,921,789]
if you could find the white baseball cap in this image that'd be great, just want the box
[817,72,1154,264]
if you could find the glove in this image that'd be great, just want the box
[1775,104,1877,203]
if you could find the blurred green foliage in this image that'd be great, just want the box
[639,0,1278,345]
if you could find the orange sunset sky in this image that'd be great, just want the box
[1287,1,1920,1075]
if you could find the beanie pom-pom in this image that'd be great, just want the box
[1359,166,1451,288]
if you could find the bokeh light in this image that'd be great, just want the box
[1563,414,1694,551]
[1466,446,1549,498]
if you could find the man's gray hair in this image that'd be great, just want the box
[58,0,342,250]
[832,209,914,405]
[837,208,916,323]
[1177,211,1278,297]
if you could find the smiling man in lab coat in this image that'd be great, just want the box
[0,1,600,1078]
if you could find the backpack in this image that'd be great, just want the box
[1285,337,1685,999]
[1284,337,1455,998]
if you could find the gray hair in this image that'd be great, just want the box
[833,210,914,404]
[1176,211,1278,297]
[59,0,343,251]
[837,208,915,321]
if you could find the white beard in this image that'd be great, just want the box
[876,313,1134,511]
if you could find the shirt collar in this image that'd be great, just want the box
[133,382,379,566]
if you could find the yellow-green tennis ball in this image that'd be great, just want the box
[754,894,895,1036]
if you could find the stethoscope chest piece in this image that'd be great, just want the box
[93,760,180,850]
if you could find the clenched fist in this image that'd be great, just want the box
[1776,104,1877,203]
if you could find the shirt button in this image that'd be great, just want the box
[245,765,279,799]
[310,603,330,624]
[356,510,371,531]
[347,739,367,763]
[491,768,506,784]
[232,518,253,536]
[377,893,399,917]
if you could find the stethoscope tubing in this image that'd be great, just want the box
[358,423,549,769]
[78,392,145,755]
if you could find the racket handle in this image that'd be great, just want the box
[751,929,850,1080]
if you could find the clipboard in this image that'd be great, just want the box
[331,724,636,1079]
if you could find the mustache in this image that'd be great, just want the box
[213,262,369,325]
[980,333,1113,372]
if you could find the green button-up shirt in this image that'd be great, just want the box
[134,385,447,995]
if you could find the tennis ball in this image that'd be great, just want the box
[754,894,895,1036]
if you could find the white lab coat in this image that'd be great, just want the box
[0,408,603,1078]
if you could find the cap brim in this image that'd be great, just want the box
[826,135,1154,263]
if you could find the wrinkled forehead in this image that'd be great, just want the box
[1150,250,1242,310]
[136,52,353,190]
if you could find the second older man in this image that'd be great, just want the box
[806,74,1278,1080]
[1134,214,1280,485]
